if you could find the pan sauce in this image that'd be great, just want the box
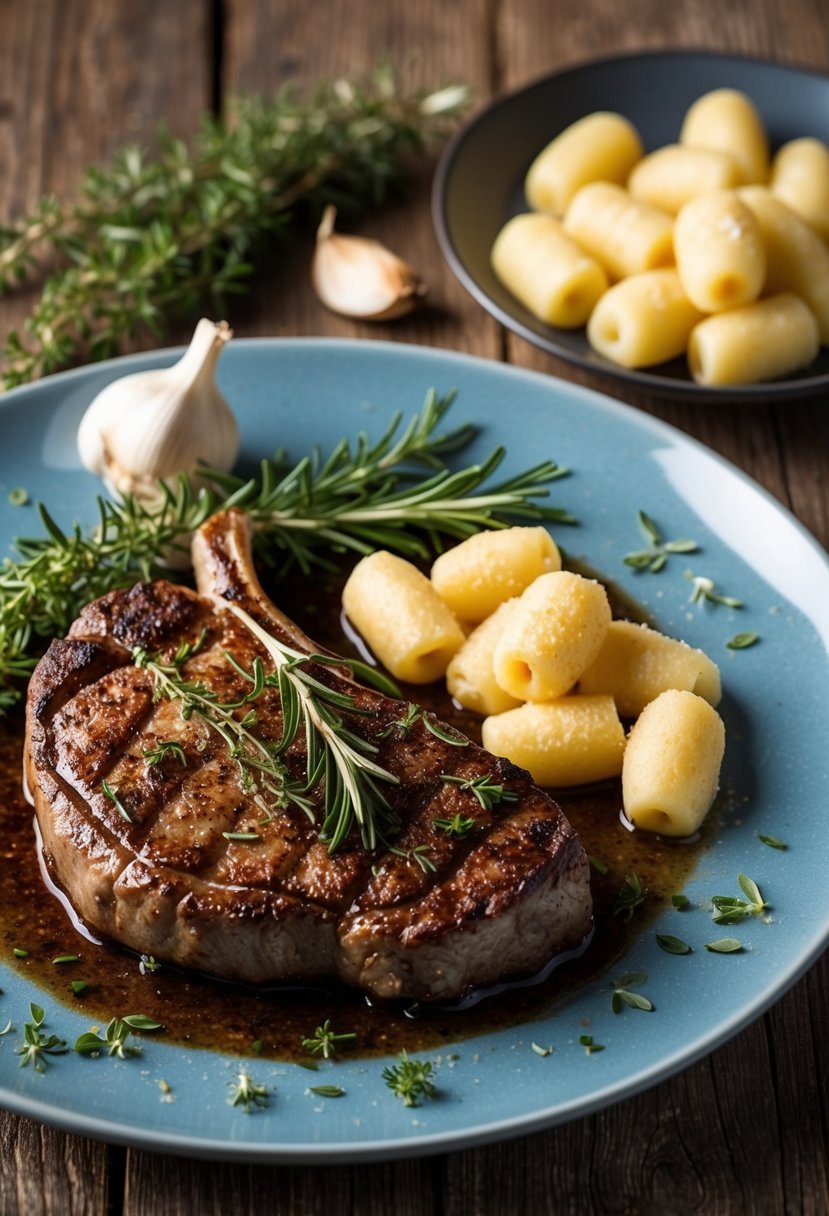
[2,574,711,1060]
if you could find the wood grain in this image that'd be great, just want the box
[1,1,829,1213]
[221,0,502,359]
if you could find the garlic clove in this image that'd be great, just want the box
[311,205,427,321]
[77,319,238,505]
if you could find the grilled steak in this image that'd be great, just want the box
[25,510,592,1002]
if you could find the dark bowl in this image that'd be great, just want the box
[433,49,829,402]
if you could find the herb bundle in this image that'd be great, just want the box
[0,67,468,387]
[0,390,571,712]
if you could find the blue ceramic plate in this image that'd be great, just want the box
[433,50,829,402]
[1,339,828,1162]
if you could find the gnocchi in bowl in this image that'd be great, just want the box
[434,50,829,399]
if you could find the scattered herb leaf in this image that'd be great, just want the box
[13,948,28,958]
[382,1051,438,1107]
[656,934,691,955]
[8,487,29,507]
[727,632,759,650]
[16,1004,67,1071]
[671,894,690,910]
[711,873,769,924]
[439,772,518,811]
[52,955,79,966]
[390,843,436,874]
[531,1042,553,1057]
[101,780,132,823]
[580,1034,604,1055]
[758,834,787,851]
[624,511,698,573]
[433,812,476,838]
[613,873,647,923]
[142,739,187,767]
[705,938,743,953]
[69,980,88,996]
[301,1020,356,1060]
[611,972,654,1014]
[588,855,609,875]
[308,1084,346,1098]
[73,1014,162,1059]
[227,1071,269,1113]
[687,573,744,609]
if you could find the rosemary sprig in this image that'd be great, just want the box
[0,67,469,387]
[209,388,575,573]
[0,391,572,712]
[228,604,400,852]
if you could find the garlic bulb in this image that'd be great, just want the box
[311,206,427,321]
[77,319,238,503]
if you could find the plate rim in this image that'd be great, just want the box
[1,334,829,1162]
[432,46,829,403]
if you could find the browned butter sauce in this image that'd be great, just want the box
[0,573,713,1060]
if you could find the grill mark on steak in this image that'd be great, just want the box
[25,510,593,1002]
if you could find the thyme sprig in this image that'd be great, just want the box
[73,1014,162,1059]
[439,773,518,811]
[710,873,769,924]
[0,67,469,387]
[613,873,647,923]
[623,511,698,573]
[301,1020,357,1060]
[16,1004,67,1072]
[382,1051,438,1107]
[227,1072,269,1114]
[611,972,654,1014]
[0,391,572,712]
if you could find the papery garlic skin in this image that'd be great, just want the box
[77,318,238,503]
[312,205,426,321]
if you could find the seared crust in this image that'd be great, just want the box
[25,511,592,1001]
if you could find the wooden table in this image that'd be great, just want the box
[1,1,828,1212]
